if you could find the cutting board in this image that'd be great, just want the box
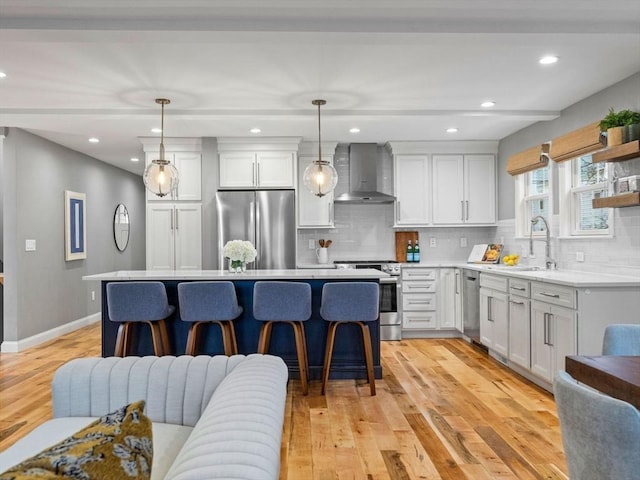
[467,243,503,264]
[395,231,419,262]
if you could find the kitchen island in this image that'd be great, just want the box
[83,269,388,380]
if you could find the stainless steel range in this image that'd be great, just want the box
[334,260,401,340]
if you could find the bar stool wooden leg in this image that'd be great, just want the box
[227,322,239,355]
[257,321,274,354]
[321,321,340,395]
[215,321,234,356]
[147,321,166,356]
[185,322,203,355]
[158,319,171,355]
[358,322,376,396]
[300,322,310,383]
[114,323,128,357]
[291,321,309,395]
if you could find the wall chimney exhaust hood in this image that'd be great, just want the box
[334,143,396,204]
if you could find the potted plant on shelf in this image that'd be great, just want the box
[599,108,640,146]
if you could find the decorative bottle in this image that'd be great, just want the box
[406,240,414,263]
[413,240,421,263]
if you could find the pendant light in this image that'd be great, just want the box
[303,99,338,197]
[143,98,179,197]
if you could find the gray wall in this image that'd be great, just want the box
[2,128,145,343]
[497,71,640,220]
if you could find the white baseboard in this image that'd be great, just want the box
[1,313,101,353]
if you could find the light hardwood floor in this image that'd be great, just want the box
[0,323,568,479]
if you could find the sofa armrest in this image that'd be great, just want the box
[52,355,250,426]
[164,354,288,480]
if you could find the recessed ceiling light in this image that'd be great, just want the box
[151,128,162,133]
[0,72,6,78]
[130,157,140,162]
[250,128,261,134]
[481,101,496,108]
[539,55,559,65]
[88,137,100,143]
[349,127,360,133]
[446,128,458,133]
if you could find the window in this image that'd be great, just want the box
[559,154,611,236]
[515,164,551,237]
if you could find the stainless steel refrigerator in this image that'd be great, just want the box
[216,190,296,270]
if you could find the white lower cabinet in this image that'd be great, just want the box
[401,267,460,334]
[508,278,531,369]
[479,274,509,357]
[146,203,202,270]
[530,300,576,384]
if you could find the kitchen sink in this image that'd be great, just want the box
[482,265,543,271]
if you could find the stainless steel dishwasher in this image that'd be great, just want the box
[462,269,481,344]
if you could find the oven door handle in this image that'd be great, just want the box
[379,277,398,284]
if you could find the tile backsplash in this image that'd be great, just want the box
[297,203,640,278]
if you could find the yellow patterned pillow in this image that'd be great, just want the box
[0,400,153,480]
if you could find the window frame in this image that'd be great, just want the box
[515,164,553,238]
[558,154,612,237]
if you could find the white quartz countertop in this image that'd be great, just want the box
[83,269,388,281]
[401,262,640,287]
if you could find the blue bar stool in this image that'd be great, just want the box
[320,282,379,396]
[177,281,243,356]
[106,282,175,356]
[253,281,312,395]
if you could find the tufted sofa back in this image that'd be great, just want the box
[52,355,252,426]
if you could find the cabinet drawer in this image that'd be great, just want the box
[402,293,437,311]
[479,273,508,292]
[402,268,437,281]
[531,282,576,309]
[402,281,436,294]
[509,278,530,298]
[402,311,437,330]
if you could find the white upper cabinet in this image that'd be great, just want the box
[297,143,337,228]
[394,154,430,226]
[140,138,202,202]
[217,137,301,189]
[387,141,498,228]
[432,154,496,225]
[172,152,202,201]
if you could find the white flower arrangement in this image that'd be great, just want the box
[223,240,257,263]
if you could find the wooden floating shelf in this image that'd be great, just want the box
[592,192,640,209]
[592,140,640,163]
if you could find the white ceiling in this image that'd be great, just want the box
[1,0,639,175]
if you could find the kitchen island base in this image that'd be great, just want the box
[91,271,385,381]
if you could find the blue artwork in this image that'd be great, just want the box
[65,191,87,260]
[69,198,85,253]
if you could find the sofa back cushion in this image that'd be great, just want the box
[164,355,288,480]
[52,355,249,427]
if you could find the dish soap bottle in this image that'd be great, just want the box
[406,240,414,263]
[413,240,421,263]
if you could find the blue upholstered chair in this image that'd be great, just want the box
[106,281,175,356]
[253,281,312,395]
[177,281,243,356]
[602,324,640,355]
[554,371,640,480]
[320,282,379,396]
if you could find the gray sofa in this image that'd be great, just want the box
[0,354,288,480]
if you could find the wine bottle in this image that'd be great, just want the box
[413,240,421,263]
[406,240,414,263]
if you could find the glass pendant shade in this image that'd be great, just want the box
[143,160,179,198]
[302,99,338,197]
[143,98,179,197]
[303,160,338,197]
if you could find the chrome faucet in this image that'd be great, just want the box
[530,215,556,270]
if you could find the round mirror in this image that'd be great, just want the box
[113,204,130,252]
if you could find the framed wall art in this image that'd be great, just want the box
[64,190,87,260]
